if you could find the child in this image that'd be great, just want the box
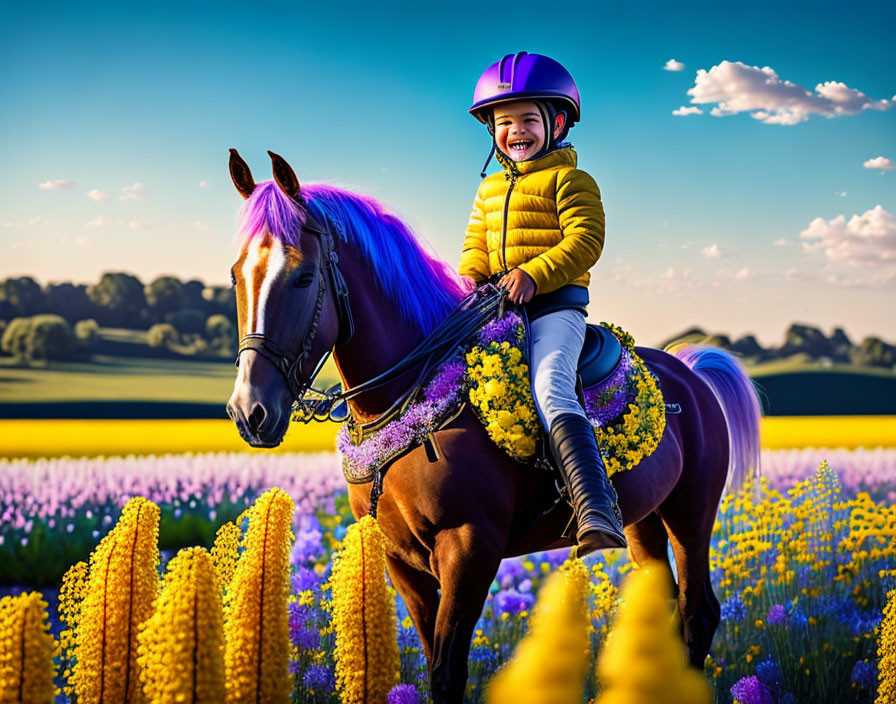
[459,51,626,555]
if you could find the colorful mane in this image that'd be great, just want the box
[238,181,468,333]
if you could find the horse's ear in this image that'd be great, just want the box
[268,150,302,200]
[229,148,256,199]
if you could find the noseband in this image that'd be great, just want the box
[234,214,354,413]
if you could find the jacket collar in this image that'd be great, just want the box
[494,145,577,177]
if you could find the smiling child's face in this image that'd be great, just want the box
[493,100,564,162]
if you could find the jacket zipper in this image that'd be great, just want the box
[500,173,518,273]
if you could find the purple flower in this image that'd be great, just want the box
[766,604,786,626]
[851,660,877,688]
[302,664,334,691]
[720,595,745,622]
[494,589,535,615]
[730,675,774,704]
[755,658,782,690]
[388,684,421,704]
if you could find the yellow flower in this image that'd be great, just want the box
[0,592,58,704]
[487,558,591,704]
[137,547,226,704]
[70,496,160,704]
[324,516,399,703]
[210,520,242,594]
[596,561,712,704]
[224,487,294,704]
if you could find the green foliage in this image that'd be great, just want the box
[145,275,188,316]
[851,336,896,369]
[206,314,236,351]
[165,307,206,335]
[0,276,46,318]
[87,272,146,327]
[74,319,100,349]
[1,317,33,360]
[147,322,178,348]
[44,282,93,324]
[25,314,76,363]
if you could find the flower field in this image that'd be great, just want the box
[1,447,894,703]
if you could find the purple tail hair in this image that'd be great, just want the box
[666,343,763,494]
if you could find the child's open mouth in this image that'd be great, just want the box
[509,140,533,154]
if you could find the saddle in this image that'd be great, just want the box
[577,323,623,389]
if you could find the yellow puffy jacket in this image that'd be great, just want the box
[458,146,605,295]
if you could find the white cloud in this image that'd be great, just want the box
[74,236,91,247]
[835,191,847,197]
[87,189,109,201]
[772,238,791,246]
[735,267,750,279]
[800,205,896,266]
[664,59,685,72]
[85,215,114,227]
[128,220,152,230]
[199,180,208,189]
[672,105,703,116]
[863,156,894,171]
[681,60,894,125]
[194,219,210,231]
[38,180,74,190]
[120,182,146,202]
[701,242,731,258]
[3,216,44,228]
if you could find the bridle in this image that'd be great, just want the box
[234,211,355,422]
[234,204,507,432]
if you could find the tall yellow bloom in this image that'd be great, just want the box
[325,515,400,704]
[211,520,242,594]
[877,584,896,704]
[137,546,226,704]
[0,592,58,704]
[597,561,712,704]
[224,487,294,704]
[487,557,591,704]
[58,560,89,700]
[70,496,161,704]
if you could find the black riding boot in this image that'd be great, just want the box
[549,411,627,556]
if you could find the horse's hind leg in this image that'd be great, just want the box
[625,511,672,573]
[658,490,722,668]
[429,531,503,704]
[386,554,440,665]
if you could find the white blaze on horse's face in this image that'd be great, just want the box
[232,234,303,344]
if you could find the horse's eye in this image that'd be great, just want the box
[294,271,315,288]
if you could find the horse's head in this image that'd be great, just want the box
[226,149,348,448]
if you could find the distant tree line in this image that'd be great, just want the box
[0,273,237,364]
[661,323,896,371]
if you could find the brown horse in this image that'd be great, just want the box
[226,150,762,703]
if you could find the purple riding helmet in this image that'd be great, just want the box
[469,52,581,173]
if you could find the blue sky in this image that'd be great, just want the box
[1,0,894,346]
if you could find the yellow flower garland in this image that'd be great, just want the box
[465,320,665,475]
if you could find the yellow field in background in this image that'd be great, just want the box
[1,416,894,458]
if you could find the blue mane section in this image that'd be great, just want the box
[302,184,466,334]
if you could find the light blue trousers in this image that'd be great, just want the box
[529,308,588,432]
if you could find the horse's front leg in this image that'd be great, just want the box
[429,527,503,704]
[386,554,440,665]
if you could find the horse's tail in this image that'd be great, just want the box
[665,343,763,494]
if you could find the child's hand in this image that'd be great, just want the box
[497,268,536,304]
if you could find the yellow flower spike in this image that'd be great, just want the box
[224,487,295,704]
[487,557,591,704]
[70,496,160,704]
[324,515,400,704]
[137,547,226,704]
[210,520,242,594]
[878,586,896,702]
[0,591,58,704]
[57,560,88,701]
[596,561,712,704]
